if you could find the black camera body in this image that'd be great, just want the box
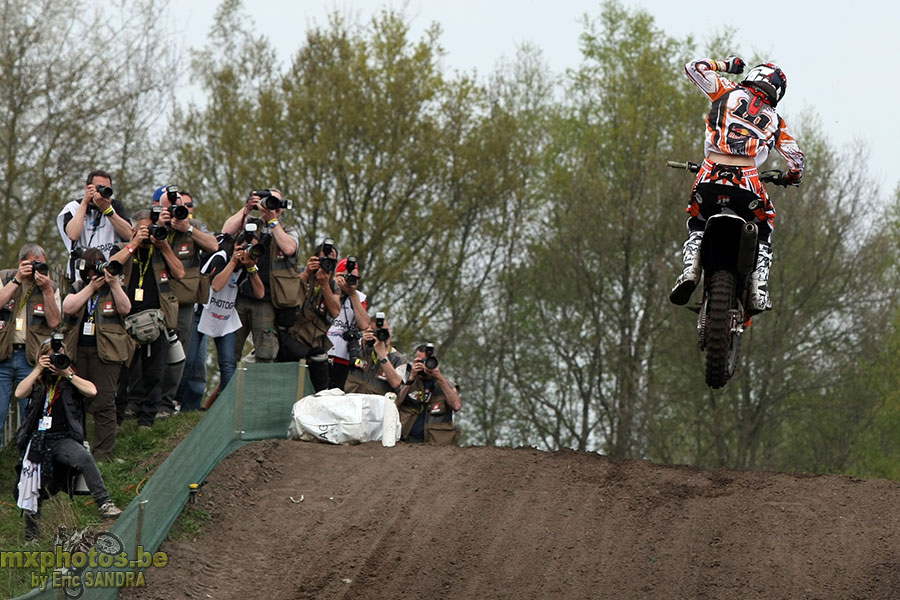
[49,332,71,371]
[170,205,189,220]
[236,218,268,261]
[31,261,49,276]
[95,184,114,199]
[343,326,362,363]
[149,206,168,240]
[255,189,293,211]
[424,343,438,370]
[374,312,389,342]
[318,237,336,273]
[343,255,359,286]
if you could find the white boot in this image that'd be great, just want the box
[749,243,773,313]
[670,231,703,305]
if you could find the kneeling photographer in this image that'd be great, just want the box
[110,209,184,429]
[61,248,133,460]
[14,335,122,540]
[275,238,341,391]
[396,343,462,445]
[344,312,406,396]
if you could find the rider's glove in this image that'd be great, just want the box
[717,56,745,74]
[784,170,802,187]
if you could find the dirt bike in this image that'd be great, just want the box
[667,160,790,389]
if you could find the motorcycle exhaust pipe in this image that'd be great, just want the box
[737,222,758,275]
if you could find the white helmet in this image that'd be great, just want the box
[741,63,787,107]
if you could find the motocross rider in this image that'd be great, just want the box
[670,56,804,313]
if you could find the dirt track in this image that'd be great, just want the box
[125,440,900,600]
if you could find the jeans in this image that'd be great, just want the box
[215,331,237,392]
[0,348,33,450]
[176,309,207,412]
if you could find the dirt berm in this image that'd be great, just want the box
[125,440,900,600]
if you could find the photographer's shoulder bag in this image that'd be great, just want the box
[123,309,165,345]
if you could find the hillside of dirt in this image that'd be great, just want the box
[126,440,900,600]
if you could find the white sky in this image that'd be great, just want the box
[171,0,900,193]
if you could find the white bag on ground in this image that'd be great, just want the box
[289,389,401,446]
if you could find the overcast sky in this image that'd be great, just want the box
[171,0,899,192]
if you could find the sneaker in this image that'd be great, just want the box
[99,502,123,519]
[138,425,152,431]
[155,410,173,420]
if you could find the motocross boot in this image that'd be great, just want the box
[670,231,703,305]
[748,243,773,314]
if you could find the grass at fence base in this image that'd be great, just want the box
[0,411,204,599]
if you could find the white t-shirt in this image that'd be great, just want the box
[56,199,129,280]
[198,251,242,338]
[326,290,367,361]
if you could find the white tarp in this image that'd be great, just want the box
[289,389,401,447]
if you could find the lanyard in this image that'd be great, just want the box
[86,292,101,323]
[42,376,62,417]
[16,283,35,316]
[134,247,154,288]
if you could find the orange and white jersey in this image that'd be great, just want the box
[685,59,804,177]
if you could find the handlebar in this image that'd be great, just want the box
[667,160,797,188]
[666,160,700,173]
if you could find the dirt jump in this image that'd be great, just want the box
[125,440,900,600]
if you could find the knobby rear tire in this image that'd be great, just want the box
[705,270,737,389]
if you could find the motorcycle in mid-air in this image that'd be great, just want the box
[667,160,790,389]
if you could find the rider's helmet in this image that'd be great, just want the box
[741,63,787,107]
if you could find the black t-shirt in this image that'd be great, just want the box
[127,247,161,314]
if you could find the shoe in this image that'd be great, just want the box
[99,502,123,519]
[155,410,173,420]
[670,231,703,305]
[138,425,152,431]
[123,407,136,420]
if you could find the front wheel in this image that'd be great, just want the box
[705,270,741,388]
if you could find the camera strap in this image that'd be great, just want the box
[16,283,36,319]
[133,247,155,290]
[86,293,101,323]
[41,376,63,419]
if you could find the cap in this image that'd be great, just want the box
[152,185,167,204]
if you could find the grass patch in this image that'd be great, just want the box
[0,411,204,599]
[167,505,213,542]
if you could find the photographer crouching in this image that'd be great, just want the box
[61,248,133,460]
[396,343,462,445]
[0,244,61,449]
[344,312,407,396]
[15,335,122,540]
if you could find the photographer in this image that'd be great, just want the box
[110,209,184,429]
[0,244,61,449]
[152,185,218,418]
[396,343,462,445]
[195,230,265,405]
[326,257,370,390]
[344,314,406,396]
[275,238,341,391]
[56,170,132,282]
[221,188,300,363]
[14,336,122,540]
[61,249,133,460]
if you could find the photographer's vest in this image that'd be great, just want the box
[0,270,56,365]
[167,228,210,305]
[398,378,460,446]
[119,246,180,329]
[289,278,338,349]
[62,282,135,364]
[268,229,301,308]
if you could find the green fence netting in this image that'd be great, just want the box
[13,360,309,600]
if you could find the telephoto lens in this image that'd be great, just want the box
[95,185,114,199]
[170,205,189,220]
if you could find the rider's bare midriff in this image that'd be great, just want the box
[709,151,755,168]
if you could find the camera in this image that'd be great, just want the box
[424,343,438,370]
[343,326,362,363]
[31,261,49,276]
[374,312,390,342]
[254,189,293,211]
[49,332,71,371]
[343,256,359,286]
[99,260,123,276]
[149,206,168,240]
[95,184,114,199]
[166,184,179,204]
[318,238,336,273]
[236,218,267,260]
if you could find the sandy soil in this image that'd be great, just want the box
[125,440,900,600]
